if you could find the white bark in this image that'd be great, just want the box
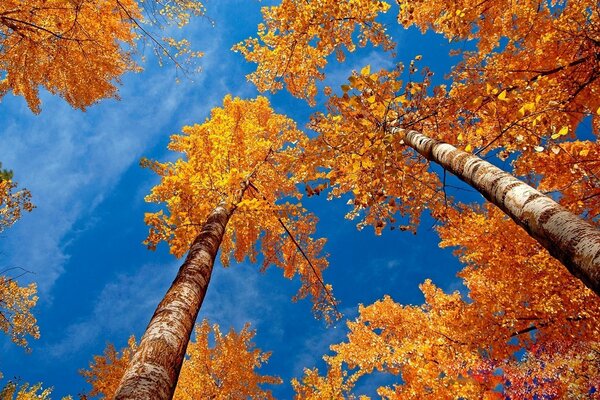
[398,128,600,296]
[114,204,232,400]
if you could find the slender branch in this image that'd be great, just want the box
[115,0,186,73]
[247,181,340,318]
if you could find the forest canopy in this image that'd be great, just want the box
[0,0,598,398]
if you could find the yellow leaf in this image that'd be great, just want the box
[457,133,463,141]
[472,96,483,108]
[597,106,600,115]
[497,90,508,101]
[580,148,590,157]
[534,146,544,152]
[360,65,371,76]
[414,55,422,61]
[465,144,472,152]
[558,126,569,136]
[367,95,376,103]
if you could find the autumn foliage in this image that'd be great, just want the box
[2,0,600,397]
[0,0,205,113]
[144,95,336,318]
[233,0,393,105]
[0,179,33,235]
[294,203,599,398]
[0,177,38,357]
[239,0,600,231]
[81,321,280,399]
[236,0,600,397]
[0,275,39,350]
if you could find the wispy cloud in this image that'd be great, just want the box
[0,48,222,295]
[201,263,286,332]
[45,258,285,359]
[45,261,177,358]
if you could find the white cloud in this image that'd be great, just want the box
[200,263,284,332]
[290,307,354,377]
[45,261,177,358]
[0,44,222,295]
[44,259,283,358]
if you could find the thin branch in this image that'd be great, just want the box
[247,182,340,318]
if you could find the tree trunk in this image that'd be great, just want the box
[398,128,600,296]
[114,203,233,400]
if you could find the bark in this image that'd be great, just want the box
[397,128,600,296]
[114,204,233,400]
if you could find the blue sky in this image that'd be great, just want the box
[0,1,481,397]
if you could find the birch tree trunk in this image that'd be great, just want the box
[114,203,233,400]
[397,128,600,296]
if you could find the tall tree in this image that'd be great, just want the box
[114,96,336,399]
[237,0,600,294]
[0,0,205,113]
[293,204,600,397]
[82,321,280,399]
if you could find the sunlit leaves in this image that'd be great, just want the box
[405,0,600,157]
[0,180,33,234]
[176,321,281,400]
[293,202,599,398]
[144,96,337,320]
[0,0,205,113]
[81,321,280,399]
[304,66,443,234]
[514,141,600,221]
[0,381,56,400]
[234,0,393,105]
[0,276,39,349]
[438,204,600,345]
[0,0,140,113]
[80,336,137,399]
[0,177,38,355]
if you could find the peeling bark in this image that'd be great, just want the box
[398,128,600,296]
[114,204,233,400]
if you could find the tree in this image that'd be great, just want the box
[114,96,337,399]
[234,1,600,395]
[0,0,205,113]
[237,0,600,294]
[0,274,39,351]
[0,179,33,235]
[0,165,38,366]
[292,203,600,398]
[82,320,281,399]
[293,291,599,398]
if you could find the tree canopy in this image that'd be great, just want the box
[1,0,599,398]
[0,0,205,113]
